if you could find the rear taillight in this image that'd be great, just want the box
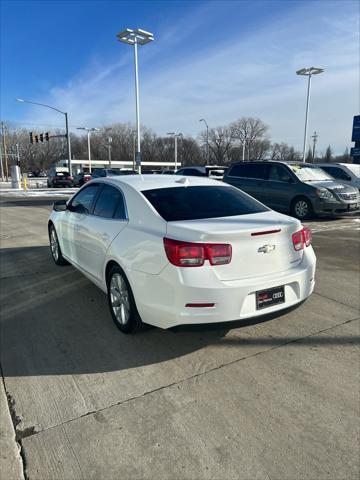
[292,226,312,251]
[163,238,232,267]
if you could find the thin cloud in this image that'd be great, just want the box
[21,0,358,155]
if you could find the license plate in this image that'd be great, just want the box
[349,203,359,211]
[256,286,285,310]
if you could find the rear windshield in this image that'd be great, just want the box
[142,186,268,221]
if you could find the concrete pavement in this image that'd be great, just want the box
[0,196,359,479]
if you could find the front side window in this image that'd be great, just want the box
[268,165,292,182]
[142,185,268,221]
[71,184,100,213]
[93,185,126,219]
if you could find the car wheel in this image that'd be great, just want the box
[291,197,313,220]
[107,266,142,334]
[49,225,69,266]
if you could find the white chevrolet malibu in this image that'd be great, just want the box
[48,175,316,333]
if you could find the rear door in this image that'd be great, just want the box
[225,163,268,201]
[77,184,128,281]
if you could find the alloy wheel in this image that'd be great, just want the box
[109,273,131,325]
[50,228,59,262]
[294,200,309,219]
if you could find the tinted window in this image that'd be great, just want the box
[228,163,267,179]
[93,185,126,219]
[268,164,292,182]
[107,169,122,176]
[321,166,350,181]
[71,184,100,213]
[92,170,105,178]
[176,168,205,176]
[142,186,268,221]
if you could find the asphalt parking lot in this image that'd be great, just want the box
[0,194,359,480]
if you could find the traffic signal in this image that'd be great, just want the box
[29,132,33,144]
[45,132,49,141]
[40,133,44,142]
[35,135,39,143]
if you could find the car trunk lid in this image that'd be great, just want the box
[166,211,303,281]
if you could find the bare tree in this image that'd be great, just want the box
[200,126,233,165]
[230,117,269,160]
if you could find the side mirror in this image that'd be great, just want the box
[68,203,87,214]
[53,200,67,212]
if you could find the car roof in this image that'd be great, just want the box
[229,160,316,166]
[95,174,229,192]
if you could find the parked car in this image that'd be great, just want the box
[48,175,315,333]
[316,163,360,191]
[92,168,138,178]
[161,169,175,175]
[175,165,227,179]
[223,161,360,219]
[47,171,75,188]
[75,172,92,187]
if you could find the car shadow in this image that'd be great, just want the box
[0,246,357,378]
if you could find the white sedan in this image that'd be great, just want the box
[48,175,316,333]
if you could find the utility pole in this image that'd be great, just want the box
[242,140,246,161]
[1,122,9,180]
[311,131,318,162]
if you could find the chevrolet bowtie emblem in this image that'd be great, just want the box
[258,244,276,254]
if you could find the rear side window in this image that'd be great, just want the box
[321,166,350,181]
[228,163,267,179]
[142,186,268,221]
[71,184,100,213]
[93,185,126,219]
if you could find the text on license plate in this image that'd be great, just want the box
[256,286,285,310]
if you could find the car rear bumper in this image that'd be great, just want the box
[131,246,316,329]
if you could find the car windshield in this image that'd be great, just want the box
[142,185,268,221]
[289,165,333,182]
[343,164,360,178]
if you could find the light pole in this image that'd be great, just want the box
[296,67,324,162]
[199,118,209,163]
[77,127,100,173]
[117,28,154,174]
[167,132,183,170]
[16,98,72,174]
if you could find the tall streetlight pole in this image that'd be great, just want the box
[117,28,154,174]
[199,118,209,163]
[167,132,183,170]
[77,127,100,173]
[16,98,72,174]
[296,67,324,163]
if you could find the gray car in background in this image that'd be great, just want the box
[223,161,360,220]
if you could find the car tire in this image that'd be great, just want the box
[291,197,313,220]
[49,224,69,266]
[107,265,142,334]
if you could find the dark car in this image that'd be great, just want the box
[91,168,139,178]
[75,172,92,187]
[175,165,227,179]
[223,161,360,219]
[47,171,75,188]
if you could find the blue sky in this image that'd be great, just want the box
[1,0,359,154]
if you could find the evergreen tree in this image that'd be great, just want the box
[324,145,332,163]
